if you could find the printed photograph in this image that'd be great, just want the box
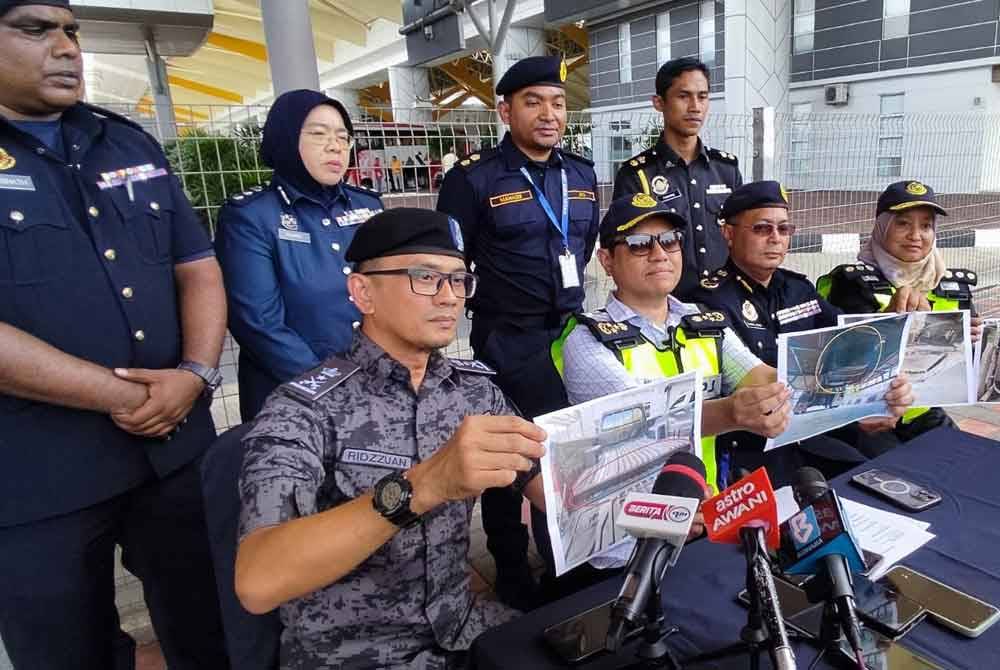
[898,311,973,407]
[536,373,702,575]
[976,319,1000,403]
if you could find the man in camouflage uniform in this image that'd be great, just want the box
[234,207,547,669]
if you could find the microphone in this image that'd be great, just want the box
[778,467,865,661]
[704,469,796,670]
[605,451,708,652]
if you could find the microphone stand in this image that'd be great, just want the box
[616,586,682,670]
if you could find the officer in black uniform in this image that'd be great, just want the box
[613,57,741,300]
[437,55,599,609]
[0,2,229,668]
[687,181,898,484]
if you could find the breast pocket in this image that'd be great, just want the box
[706,194,728,224]
[0,199,73,285]
[569,195,596,237]
[108,186,173,264]
[490,199,538,241]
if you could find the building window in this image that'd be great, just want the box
[883,0,910,40]
[877,94,904,177]
[610,121,633,175]
[793,0,815,54]
[699,1,715,65]
[656,11,671,66]
[619,23,632,84]
[789,102,812,175]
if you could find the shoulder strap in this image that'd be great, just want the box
[680,310,729,337]
[575,311,644,351]
[448,358,496,375]
[285,357,361,403]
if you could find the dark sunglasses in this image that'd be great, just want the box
[614,230,684,255]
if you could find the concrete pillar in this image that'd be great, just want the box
[491,26,546,94]
[144,36,177,142]
[724,0,791,170]
[261,0,320,95]
[388,66,432,124]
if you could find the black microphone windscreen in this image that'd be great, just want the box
[792,466,829,507]
[651,450,708,498]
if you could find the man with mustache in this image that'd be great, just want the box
[0,1,228,667]
[613,57,742,300]
[437,55,599,609]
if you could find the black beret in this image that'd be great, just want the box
[720,180,789,221]
[599,193,688,249]
[496,56,567,96]
[0,0,70,15]
[345,208,465,263]
[876,180,947,217]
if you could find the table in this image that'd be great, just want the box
[472,427,1000,669]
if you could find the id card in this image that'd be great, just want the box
[559,252,580,288]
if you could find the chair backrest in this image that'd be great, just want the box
[201,423,282,670]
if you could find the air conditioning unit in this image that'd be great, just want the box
[824,83,850,106]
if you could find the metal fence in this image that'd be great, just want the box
[106,103,1000,433]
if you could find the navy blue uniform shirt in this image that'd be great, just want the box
[215,176,382,418]
[613,137,742,300]
[0,103,216,526]
[436,134,599,319]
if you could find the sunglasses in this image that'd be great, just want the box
[741,222,796,237]
[614,230,684,255]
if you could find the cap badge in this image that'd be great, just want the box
[449,216,465,253]
[779,184,789,203]
[631,193,658,208]
[559,59,568,83]
[906,181,928,196]
[651,175,669,196]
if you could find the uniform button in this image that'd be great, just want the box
[104,249,117,261]
[696,224,703,231]
[88,206,99,218]
[134,330,146,342]
[121,287,134,299]
[690,179,697,185]
[771,313,776,319]
[699,247,706,253]
[352,321,361,329]
[693,202,701,209]
[757,341,763,349]
[9,210,23,223]
[35,147,44,155]
[331,242,341,252]
[322,218,332,227]
[342,267,352,275]
[702,270,709,276]
[150,201,160,211]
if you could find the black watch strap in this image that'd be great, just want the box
[372,472,421,529]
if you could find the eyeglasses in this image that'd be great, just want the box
[361,267,478,298]
[745,222,796,237]
[300,129,354,149]
[614,231,684,255]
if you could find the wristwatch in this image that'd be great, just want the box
[177,360,223,397]
[372,471,421,529]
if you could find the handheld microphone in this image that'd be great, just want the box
[778,467,865,660]
[705,469,796,670]
[605,451,707,652]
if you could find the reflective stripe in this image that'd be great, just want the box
[637,169,651,195]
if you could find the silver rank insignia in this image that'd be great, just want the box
[651,175,670,196]
[638,156,646,164]
[742,300,759,322]
[280,213,299,231]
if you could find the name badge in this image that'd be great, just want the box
[278,228,311,244]
[0,174,35,191]
[341,448,413,470]
[559,251,580,289]
[706,184,732,195]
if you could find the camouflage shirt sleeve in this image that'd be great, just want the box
[238,392,334,542]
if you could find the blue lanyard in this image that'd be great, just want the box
[520,166,569,250]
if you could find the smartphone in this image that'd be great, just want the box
[851,469,942,512]
[542,600,642,664]
[881,566,1000,638]
[852,573,926,638]
[835,625,943,670]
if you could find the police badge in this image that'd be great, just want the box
[651,175,669,196]
[280,213,299,231]
[742,300,759,322]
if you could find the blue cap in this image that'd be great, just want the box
[496,56,567,96]
[876,181,947,217]
[720,181,789,221]
[599,193,688,249]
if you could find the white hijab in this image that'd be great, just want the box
[858,212,946,292]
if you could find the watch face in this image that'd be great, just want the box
[380,481,403,511]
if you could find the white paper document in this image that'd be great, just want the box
[536,372,703,576]
[839,497,935,581]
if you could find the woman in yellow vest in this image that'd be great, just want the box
[817,180,975,439]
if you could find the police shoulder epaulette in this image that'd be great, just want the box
[284,357,361,403]
[574,311,643,348]
[449,358,496,376]
[81,102,145,133]
[681,310,729,335]
[942,268,978,286]
[832,263,884,283]
[707,147,739,165]
[560,148,595,167]
[779,266,809,281]
[343,182,382,199]
[456,146,498,171]
[624,147,655,170]
[225,184,269,206]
